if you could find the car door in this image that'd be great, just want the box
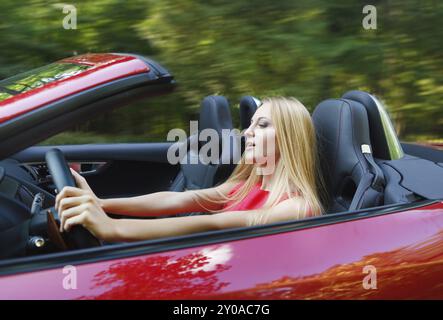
[0,200,441,299]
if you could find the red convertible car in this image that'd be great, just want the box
[0,53,442,299]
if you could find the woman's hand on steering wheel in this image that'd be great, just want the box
[54,169,117,242]
[70,168,102,205]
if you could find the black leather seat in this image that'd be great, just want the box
[341,90,404,160]
[169,95,239,192]
[312,98,385,213]
[239,95,261,130]
[341,90,442,205]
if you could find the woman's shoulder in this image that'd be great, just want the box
[274,195,315,218]
[214,179,245,196]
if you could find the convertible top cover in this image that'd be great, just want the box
[0,53,151,124]
[0,53,175,160]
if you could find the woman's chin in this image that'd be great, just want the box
[244,150,255,164]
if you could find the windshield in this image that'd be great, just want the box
[0,62,92,103]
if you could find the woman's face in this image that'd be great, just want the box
[243,102,278,174]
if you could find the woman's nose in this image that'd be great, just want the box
[244,124,254,137]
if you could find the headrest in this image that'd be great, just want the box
[239,96,261,129]
[312,98,373,194]
[199,95,233,136]
[342,90,404,160]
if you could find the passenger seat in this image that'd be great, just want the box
[341,90,442,204]
[312,98,385,213]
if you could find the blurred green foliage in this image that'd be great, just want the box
[0,0,442,143]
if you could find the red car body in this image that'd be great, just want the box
[0,201,442,299]
[0,53,442,299]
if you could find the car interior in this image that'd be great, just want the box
[0,90,442,260]
[241,91,443,214]
[338,91,443,207]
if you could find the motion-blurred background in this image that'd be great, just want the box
[0,0,442,144]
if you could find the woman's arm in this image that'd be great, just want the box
[112,197,305,241]
[58,168,237,218]
[100,183,235,217]
[59,192,307,242]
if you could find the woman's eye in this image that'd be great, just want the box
[258,122,268,128]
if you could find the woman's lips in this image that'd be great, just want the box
[246,141,255,150]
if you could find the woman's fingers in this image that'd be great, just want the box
[59,200,113,241]
[57,194,95,213]
[55,186,86,210]
[59,203,89,232]
[70,168,90,190]
[64,212,88,232]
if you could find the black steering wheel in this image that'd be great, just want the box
[45,148,101,249]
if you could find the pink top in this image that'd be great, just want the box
[222,182,312,216]
[222,183,270,211]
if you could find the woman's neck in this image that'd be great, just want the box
[257,168,274,191]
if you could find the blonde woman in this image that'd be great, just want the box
[55,97,326,242]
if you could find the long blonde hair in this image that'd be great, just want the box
[197,97,327,226]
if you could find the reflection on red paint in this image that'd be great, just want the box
[0,202,442,299]
[214,229,443,299]
[79,248,232,300]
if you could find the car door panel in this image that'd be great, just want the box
[0,201,442,299]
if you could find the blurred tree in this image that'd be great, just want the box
[0,0,441,143]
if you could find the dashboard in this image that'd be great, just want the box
[0,158,58,259]
[0,159,55,210]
